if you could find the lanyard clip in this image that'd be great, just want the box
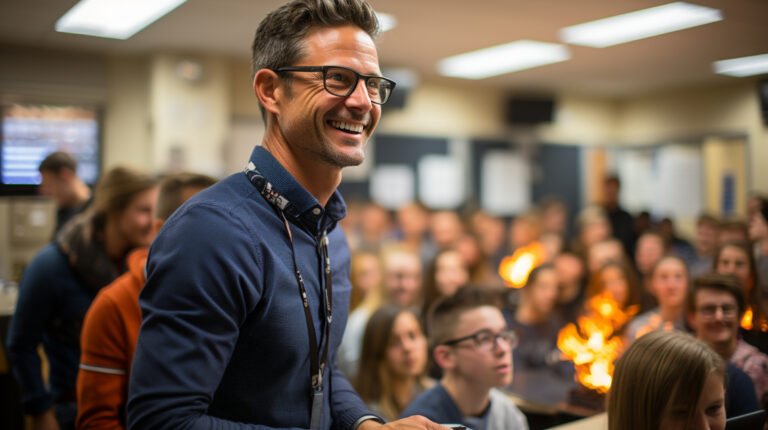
[312,364,325,392]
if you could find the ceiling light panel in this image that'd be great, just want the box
[438,40,570,80]
[56,0,187,40]
[713,54,768,77]
[560,2,722,48]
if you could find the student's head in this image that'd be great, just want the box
[429,211,464,250]
[430,249,469,298]
[713,241,756,290]
[587,238,625,274]
[380,246,422,307]
[603,174,621,206]
[430,287,514,390]
[587,260,641,309]
[635,231,667,276]
[577,205,611,249]
[687,273,745,348]
[509,211,541,249]
[649,256,689,311]
[155,172,216,221]
[748,199,768,242]
[89,166,159,248]
[520,263,559,319]
[38,151,81,207]
[356,305,428,418]
[554,252,585,304]
[396,201,429,239]
[696,215,721,255]
[349,251,382,311]
[608,330,725,430]
[718,220,749,245]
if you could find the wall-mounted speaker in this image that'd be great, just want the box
[506,97,555,125]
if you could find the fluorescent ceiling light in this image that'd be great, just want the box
[376,12,397,32]
[438,40,570,80]
[713,53,768,77]
[56,0,187,40]
[560,2,722,48]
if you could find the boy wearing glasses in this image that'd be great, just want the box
[687,273,766,413]
[402,287,528,430]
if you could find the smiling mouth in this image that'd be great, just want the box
[328,120,364,134]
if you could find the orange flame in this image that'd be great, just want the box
[557,292,639,393]
[498,242,545,288]
[741,307,768,332]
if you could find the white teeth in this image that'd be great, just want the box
[331,121,364,133]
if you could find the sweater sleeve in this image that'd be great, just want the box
[76,288,129,430]
[126,205,301,430]
[329,356,379,429]
[5,245,62,415]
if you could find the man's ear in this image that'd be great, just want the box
[253,69,281,117]
[433,345,455,371]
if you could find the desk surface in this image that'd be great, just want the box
[506,366,605,417]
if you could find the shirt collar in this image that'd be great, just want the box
[247,146,347,234]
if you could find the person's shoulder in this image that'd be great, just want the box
[401,384,455,421]
[489,389,529,429]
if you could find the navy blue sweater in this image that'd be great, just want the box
[127,146,374,429]
[6,243,96,414]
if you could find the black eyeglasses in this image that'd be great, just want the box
[442,329,518,352]
[272,65,396,105]
[697,303,739,319]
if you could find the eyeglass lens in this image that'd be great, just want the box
[324,67,391,104]
[699,304,738,317]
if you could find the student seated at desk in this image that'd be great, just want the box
[401,287,528,430]
[608,330,726,430]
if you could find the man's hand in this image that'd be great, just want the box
[358,415,451,430]
[31,408,60,430]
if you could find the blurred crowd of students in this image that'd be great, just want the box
[5,153,768,429]
[337,174,768,421]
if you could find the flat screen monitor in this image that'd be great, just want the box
[1,103,101,195]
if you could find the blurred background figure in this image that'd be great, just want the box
[427,211,465,259]
[625,256,690,342]
[749,199,768,296]
[358,202,394,253]
[719,220,750,245]
[687,273,765,414]
[608,330,727,430]
[467,209,508,272]
[713,241,768,354]
[554,252,587,325]
[340,245,423,380]
[538,197,569,239]
[76,172,215,429]
[570,205,611,263]
[586,260,642,318]
[586,238,626,276]
[634,230,668,310]
[686,214,722,277]
[349,251,384,314]
[508,211,541,254]
[506,264,568,373]
[355,306,432,422]
[6,166,158,430]
[394,201,432,262]
[602,175,635,259]
[421,249,470,326]
[659,216,695,262]
[37,151,92,236]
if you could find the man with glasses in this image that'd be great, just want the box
[686,273,766,414]
[403,287,529,430]
[127,1,437,430]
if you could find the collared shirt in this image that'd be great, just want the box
[127,146,375,429]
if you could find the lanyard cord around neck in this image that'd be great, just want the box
[244,164,333,393]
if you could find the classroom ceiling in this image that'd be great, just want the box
[1,0,767,98]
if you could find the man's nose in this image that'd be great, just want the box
[345,78,373,110]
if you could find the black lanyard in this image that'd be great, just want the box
[245,164,332,428]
